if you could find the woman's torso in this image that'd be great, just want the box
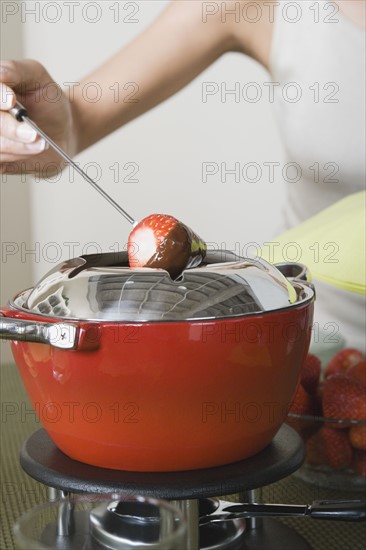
[268,0,365,228]
[245,0,366,351]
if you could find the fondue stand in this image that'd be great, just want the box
[19,424,314,549]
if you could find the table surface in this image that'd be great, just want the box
[1,362,365,550]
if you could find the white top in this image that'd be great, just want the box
[269,1,365,353]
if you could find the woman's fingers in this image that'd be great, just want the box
[0,59,74,174]
[0,109,48,156]
[0,134,49,161]
[0,82,16,109]
[0,82,48,157]
[0,59,51,92]
[1,107,36,141]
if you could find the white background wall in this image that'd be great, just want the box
[1,1,32,363]
[1,0,286,362]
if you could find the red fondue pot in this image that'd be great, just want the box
[0,251,314,471]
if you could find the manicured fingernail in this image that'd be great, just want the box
[16,124,38,142]
[26,139,49,152]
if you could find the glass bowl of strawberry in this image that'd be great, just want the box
[286,349,366,490]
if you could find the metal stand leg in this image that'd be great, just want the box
[238,488,262,530]
[47,486,60,502]
[56,491,75,537]
[171,499,199,550]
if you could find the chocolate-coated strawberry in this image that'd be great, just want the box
[128,214,207,279]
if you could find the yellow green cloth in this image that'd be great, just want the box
[260,191,366,295]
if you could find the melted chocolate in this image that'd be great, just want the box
[145,223,206,279]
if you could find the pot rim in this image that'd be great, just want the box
[8,285,315,324]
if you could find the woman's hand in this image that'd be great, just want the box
[0,59,78,177]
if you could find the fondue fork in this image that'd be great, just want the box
[10,101,136,226]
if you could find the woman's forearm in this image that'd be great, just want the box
[72,1,237,153]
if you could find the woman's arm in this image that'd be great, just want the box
[72,1,239,152]
[0,0,270,174]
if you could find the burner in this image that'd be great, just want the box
[14,497,313,550]
[17,425,313,549]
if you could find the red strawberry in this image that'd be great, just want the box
[312,380,324,416]
[305,430,325,466]
[300,354,321,394]
[324,348,364,378]
[306,427,352,469]
[347,360,366,387]
[322,374,366,424]
[321,427,353,469]
[288,383,313,416]
[349,425,366,451]
[128,214,206,279]
[286,383,315,433]
[351,449,366,477]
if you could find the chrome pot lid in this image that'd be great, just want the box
[13,250,314,322]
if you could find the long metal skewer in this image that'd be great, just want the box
[10,101,136,226]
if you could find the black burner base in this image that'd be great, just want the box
[20,425,304,499]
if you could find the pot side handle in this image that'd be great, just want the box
[274,262,311,283]
[0,312,100,351]
[0,313,78,350]
[274,262,316,298]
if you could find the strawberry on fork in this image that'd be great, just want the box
[128,214,207,278]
